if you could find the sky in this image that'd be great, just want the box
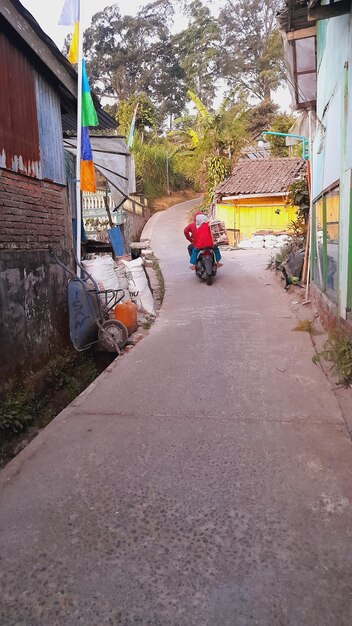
[21,0,291,112]
[21,1,144,49]
[21,0,217,48]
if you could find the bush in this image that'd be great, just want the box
[0,391,37,433]
[313,331,352,387]
[133,137,189,201]
[0,350,97,434]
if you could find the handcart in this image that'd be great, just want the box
[51,250,128,354]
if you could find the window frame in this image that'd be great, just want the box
[312,181,340,301]
[347,183,352,312]
[292,35,317,109]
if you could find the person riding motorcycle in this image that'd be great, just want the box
[189,214,222,270]
[184,211,204,257]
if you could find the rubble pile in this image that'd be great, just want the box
[81,237,163,349]
[239,233,292,249]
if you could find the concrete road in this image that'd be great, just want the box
[1,199,352,626]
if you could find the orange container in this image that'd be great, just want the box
[114,301,138,335]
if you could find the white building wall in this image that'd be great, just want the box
[312,10,352,317]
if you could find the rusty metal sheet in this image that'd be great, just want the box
[1,0,78,99]
[1,2,117,135]
[0,28,41,177]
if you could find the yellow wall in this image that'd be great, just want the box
[216,196,298,241]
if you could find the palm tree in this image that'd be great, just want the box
[169,91,249,200]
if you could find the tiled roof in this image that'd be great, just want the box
[215,158,307,197]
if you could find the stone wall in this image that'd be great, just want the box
[126,207,152,242]
[0,168,73,391]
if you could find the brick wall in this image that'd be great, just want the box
[0,168,71,251]
[311,284,352,335]
[0,168,73,392]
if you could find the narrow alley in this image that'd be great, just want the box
[1,199,352,626]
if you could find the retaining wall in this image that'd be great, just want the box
[0,168,73,391]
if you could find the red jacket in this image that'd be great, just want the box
[184,221,197,243]
[184,212,204,243]
[194,223,214,249]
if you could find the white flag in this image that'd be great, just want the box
[58,0,79,26]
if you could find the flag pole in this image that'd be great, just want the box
[75,0,84,274]
[128,103,139,149]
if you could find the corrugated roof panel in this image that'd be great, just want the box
[61,108,118,133]
[63,136,136,207]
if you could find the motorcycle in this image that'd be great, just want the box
[195,248,217,285]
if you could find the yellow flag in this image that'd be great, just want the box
[58,0,80,64]
[68,21,79,64]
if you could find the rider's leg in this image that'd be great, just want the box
[214,246,223,267]
[189,247,199,267]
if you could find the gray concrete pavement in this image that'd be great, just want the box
[1,198,352,626]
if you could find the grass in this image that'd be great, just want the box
[0,349,98,468]
[312,330,352,387]
[293,319,313,333]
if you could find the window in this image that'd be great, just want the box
[295,37,316,72]
[313,185,339,302]
[293,36,317,108]
[325,188,339,300]
[314,197,324,289]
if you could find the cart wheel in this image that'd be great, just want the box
[98,320,128,352]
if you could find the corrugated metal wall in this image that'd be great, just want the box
[216,199,298,241]
[0,29,41,177]
[235,202,297,240]
[35,72,66,184]
[0,27,66,185]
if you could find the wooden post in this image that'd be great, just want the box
[104,182,114,228]
[75,1,84,275]
[302,220,310,283]
[304,111,314,298]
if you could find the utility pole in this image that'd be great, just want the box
[166,149,170,196]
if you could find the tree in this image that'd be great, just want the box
[116,93,157,138]
[83,1,187,120]
[103,102,118,120]
[244,99,279,137]
[173,1,220,109]
[218,0,285,100]
[170,91,249,198]
[268,113,295,157]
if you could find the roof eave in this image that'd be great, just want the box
[1,0,77,97]
[1,0,117,130]
[219,193,288,200]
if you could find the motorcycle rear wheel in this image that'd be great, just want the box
[206,274,213,285]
